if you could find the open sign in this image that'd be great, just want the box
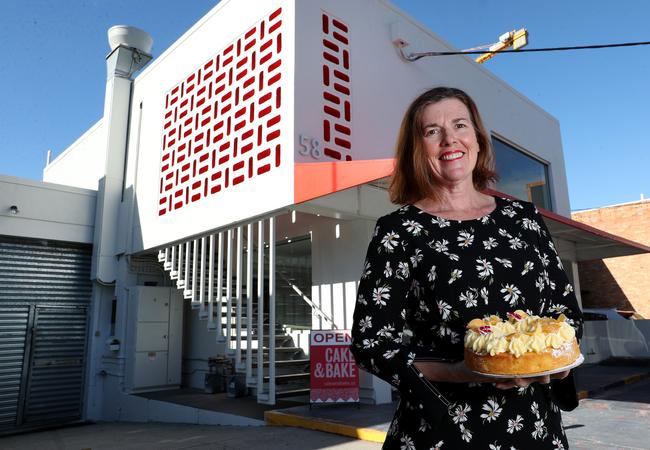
[310,329,359,404]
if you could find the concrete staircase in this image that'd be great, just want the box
[158,236,310,404]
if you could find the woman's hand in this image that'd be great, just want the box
[414,360,572,389]
[494,369,570,390]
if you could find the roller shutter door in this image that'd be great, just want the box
[0,238,91,433]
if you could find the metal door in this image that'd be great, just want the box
[21,305,88,426]
[0,305,31,431]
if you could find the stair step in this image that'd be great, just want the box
[252,358,309,368]
[263,373,309,383]
[275,387,310,398]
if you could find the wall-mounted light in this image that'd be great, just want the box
[9,205,19,215]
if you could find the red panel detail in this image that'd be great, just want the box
[321,13,352,161]
[157,9,283,216]
[332,19,348,33]
[294,159,394,204]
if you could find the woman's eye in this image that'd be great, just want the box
[425,128,439,137]
[456,123,467,129]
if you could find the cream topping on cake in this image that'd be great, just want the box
[464,310,576,357]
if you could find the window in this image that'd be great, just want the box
[492,137,552,210]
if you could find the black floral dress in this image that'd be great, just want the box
[351,196,584,450]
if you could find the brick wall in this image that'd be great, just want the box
[572,199,650,318]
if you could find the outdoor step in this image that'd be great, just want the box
[251,358,309,368]
[275,387,310,398]
[263,373,310,383]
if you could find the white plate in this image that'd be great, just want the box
[471,354,585,379]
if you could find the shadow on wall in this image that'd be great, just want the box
[578,259,637,312]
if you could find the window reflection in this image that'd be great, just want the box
[492,137,552,210]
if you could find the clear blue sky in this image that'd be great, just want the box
[1,0,648,211]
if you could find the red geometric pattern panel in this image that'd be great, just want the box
[158,8,283,216]
[321,12,352,161]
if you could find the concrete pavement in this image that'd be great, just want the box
[4,360,650,449]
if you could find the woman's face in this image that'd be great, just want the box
[419,98,480,189]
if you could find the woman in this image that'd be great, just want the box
[351,87,583,449]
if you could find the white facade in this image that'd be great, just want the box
[6,0,641,429]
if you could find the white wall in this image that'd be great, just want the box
[43,120,106,191]
[125,0,296,252]
[294,0,572,215]
[182,302,225,389]
[0,175,96,243]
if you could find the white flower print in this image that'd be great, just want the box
[384,261,393,278]
[372,285,390,307]
[383,349,399,359]
[448,269,463,284]
[531,401,540,418]
[501,206,517,218]
[476,258,494,280]
[427,265,437,283]
[552,435,565,450]
[501,283,521,306]
[480,397,502,422]
[509,237,523,250]
[410,248,423,267]
[400,433,416,450]
[480,287,489,304]
[358,316,372,332]
[418,418,431,432]
[483,237,498,250]
[407,352,416,365]
[431,216,450,228]
[377,324,395,338]
[535,276,545,292]
[356,291,367,306]
[495,257,512,268]
[459,289,478,308]
[498,228,510,237]
[459,424,473,442]
[522,217,541,233]
[563,283,574,296]
[532,419,547,439]
[362,338,378,348]
[489,443,502,450]
[512,201,523,209]
[449,330,460,344]
[396,261,410,280]
[381,231,400,252]
[446,252,460,261]
[432,440,444,450]
[457,230,474,248]
[431,239,449,253]
[452,403,471,424]
[403,219,423,236]
[507,414,524,433]
[540,252,550,267]
[437,300,452,320]
[556,255,564,270]
[362,260,371,279]
[521,261,534,275]
[548,303,568,315]
[418,299,430,313]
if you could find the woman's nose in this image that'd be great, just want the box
[439,126,456,146]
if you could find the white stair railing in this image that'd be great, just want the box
[156,214,279,405]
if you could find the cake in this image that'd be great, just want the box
[463,310,580,375]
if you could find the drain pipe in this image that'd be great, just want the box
[91,26,152,283]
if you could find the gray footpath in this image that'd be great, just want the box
[3,369,650,449]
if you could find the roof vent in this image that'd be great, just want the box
[108,25,153,54]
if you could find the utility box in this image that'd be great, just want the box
[125,286,183,392]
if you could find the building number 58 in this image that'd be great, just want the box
[298,135,322,159]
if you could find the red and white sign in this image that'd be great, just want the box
[310,329,359,403]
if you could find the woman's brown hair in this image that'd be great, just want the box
[389,87,498,205]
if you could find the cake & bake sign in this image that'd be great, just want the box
[310,329,359,403]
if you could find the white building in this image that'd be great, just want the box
[2,0,648,434]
